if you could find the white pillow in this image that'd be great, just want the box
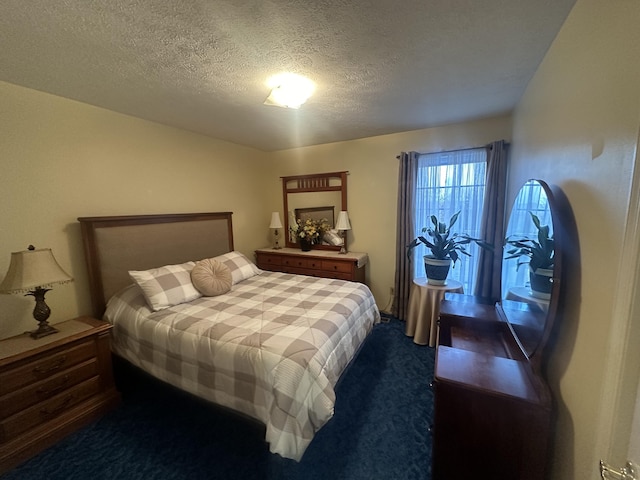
[210,251,261,285]
[129,261,201,311]
[323,229,344,246]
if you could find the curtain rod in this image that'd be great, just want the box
[395,141,510,159]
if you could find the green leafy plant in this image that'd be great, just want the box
[406,211,493,265]
[504,212,554,271]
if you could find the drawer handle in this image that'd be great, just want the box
[34,355,67,375]
[41,394,74,418]
[37,375,70,397]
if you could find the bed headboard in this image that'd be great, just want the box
[78,212,234,318]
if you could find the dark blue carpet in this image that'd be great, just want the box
[2,317,435,480]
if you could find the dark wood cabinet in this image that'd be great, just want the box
[432,296,552,479]
[255,248,367,283]
[430,180,577,479]
[0,316,120,474]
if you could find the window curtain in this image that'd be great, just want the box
[392,151,418,320]
[413,149,487,294]
[473,140,509,301]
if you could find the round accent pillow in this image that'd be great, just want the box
[191,258,232,296]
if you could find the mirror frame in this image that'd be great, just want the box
[282,171,348,251]
[499,179,570,369]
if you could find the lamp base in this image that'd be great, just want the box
[29,321,59,339]
[339,231,348,254]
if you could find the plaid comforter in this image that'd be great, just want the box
[104,270,380,460]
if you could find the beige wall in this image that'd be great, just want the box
[267,115,512,307]
[510,0,640,478]
[0,80,510,341]
[0,81,273,339]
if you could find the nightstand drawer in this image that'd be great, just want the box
[321,260,353,274]
[0,376,102,442]
[0,359,98,420]
[0,341,96,396]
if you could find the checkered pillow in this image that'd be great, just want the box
[129,261,201,311]
[211,251,261,285]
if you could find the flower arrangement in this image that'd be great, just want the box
[290,217,330,244]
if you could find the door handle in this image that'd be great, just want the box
[600,460,638,480]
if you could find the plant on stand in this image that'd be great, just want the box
[407,211,493,285]
[504,212,555,299]
[290,217,330,251]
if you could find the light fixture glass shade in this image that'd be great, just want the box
[335,211,352,231]
[0,247,73,294]
[269,212,283,229]
[264,73,315,109]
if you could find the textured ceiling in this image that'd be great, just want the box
[0,0,576,152]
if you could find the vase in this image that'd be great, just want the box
[299,239,312,251]
[529,267,553,299]
[424,256,452,285]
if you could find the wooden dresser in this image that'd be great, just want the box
[255,247,367,283]
[432,294,552,480]
[0,316,120,473]
[428,179,576,480]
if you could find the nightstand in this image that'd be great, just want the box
[0,316,120,474]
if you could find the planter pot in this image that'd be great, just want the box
[299,239,313,251]
[424,256,452,285]
[529,267,553,299]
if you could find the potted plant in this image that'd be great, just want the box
[504,212,554,299]
[290,217,330,251]
[407,211,493,285]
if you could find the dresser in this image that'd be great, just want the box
[429,180,577,479]
[432,294,552,480]
[0,316,120,473]
[255,248,368,283]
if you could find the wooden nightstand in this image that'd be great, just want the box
[0,316,121,474]
[255,247,368,283]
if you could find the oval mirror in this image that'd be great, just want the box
[500,179,562,364]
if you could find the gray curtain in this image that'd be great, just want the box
[392,151,418,320]
[473,140,509,300]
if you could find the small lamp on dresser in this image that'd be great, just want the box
[269,212,283,249]
[0,245,74,339]
[335,211,352,254]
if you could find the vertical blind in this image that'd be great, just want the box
[413,148,487,293]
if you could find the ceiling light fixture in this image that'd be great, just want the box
[264,73,315,109]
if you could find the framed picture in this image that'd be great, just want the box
[295,206,335,227]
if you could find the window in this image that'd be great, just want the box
[413,148,487,293]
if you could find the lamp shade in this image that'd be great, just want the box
[269,212,283,229]
[335,211,351,231]
[0,247,73,294]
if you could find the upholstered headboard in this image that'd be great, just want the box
[78,212,234,318]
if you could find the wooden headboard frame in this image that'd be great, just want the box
[78,212,234,318]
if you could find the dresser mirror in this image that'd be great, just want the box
[282,171,348,251]
[499,179,562,365]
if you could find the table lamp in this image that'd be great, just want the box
[269,212,283,249]
[0,245,74,339]
[335,211,352,254]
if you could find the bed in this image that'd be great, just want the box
[78,212,380,461]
